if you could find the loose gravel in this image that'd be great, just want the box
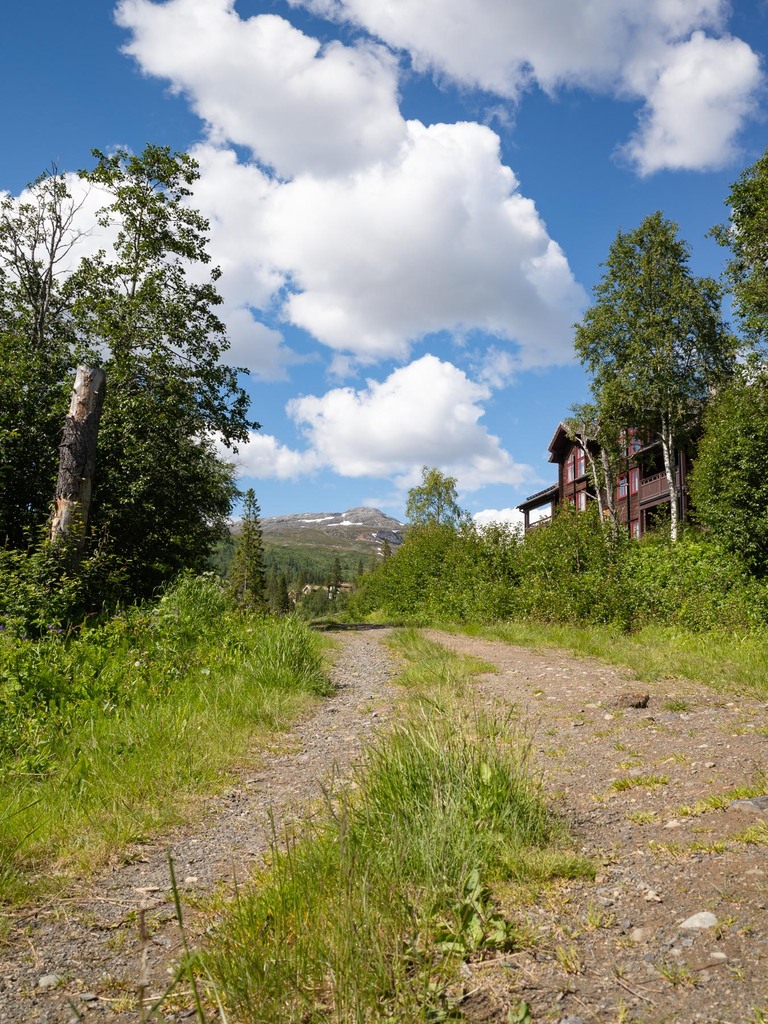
[1,626,767,1024]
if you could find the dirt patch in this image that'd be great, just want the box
[1,627,767,1023]
[425,630,768,1024]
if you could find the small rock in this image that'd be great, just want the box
[80,993,98,1002]
[710,951,728,962]
[558,1017,585,1024]
[38,974,61,991]
[644,889,662,903]
[184,875,198,883]
[615,691,650,709]
[679,912,718,930]
[704,761,716,769]
[663,820,681,829]
[629,927,653,943]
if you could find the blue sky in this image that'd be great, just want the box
[2,1,767,522]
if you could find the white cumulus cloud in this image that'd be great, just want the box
[473,507,524,530]
[114,1,589,369]
[232,355,532,490]
[262,121,585,363]
[621,31,763,175]
[116,0,405,178]
[291,0,763,174]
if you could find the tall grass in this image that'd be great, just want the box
[0,575,330,903]
[206,631,590,1022]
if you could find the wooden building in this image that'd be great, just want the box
[517,422,690,535]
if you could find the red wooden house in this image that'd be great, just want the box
[517,422,690,535]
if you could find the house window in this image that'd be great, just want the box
[576,450,586,477]
[622,428,642,455]
[629,468,639,494]
[630,519,640,539]
[617,474,627,498]
[565,455,575,483]
[576,491,587,511]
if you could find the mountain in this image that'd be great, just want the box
[260,507,404,557]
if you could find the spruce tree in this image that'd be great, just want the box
[228,489,266,611]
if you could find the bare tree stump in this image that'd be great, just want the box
[50,366,106,554]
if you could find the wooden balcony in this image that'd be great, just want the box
[639,470,678,507]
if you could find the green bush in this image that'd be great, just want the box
[0,575,330,899]
[351,505,768,634]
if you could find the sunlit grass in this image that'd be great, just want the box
[205,630,590,1023]
[0,578,330,903]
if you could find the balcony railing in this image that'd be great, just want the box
[639,470,679,505]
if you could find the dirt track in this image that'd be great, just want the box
[1,627,767,1023]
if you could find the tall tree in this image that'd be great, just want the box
[689,365,768,573]
[0,171,86,545]
[406,466,464,528]
[574,212,735,541]
[328,556,343,599]
[0,147,257,598]
[228,489,267,610]
[713,145,768,347]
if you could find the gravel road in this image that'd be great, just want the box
[1,626,767,1024]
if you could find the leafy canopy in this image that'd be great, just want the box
[690,366,768,574]
[712,144,768,348]
[406,466,464,528]
[0,145,258,602]
[574,211,734,443]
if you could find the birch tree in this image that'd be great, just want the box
[574,212,735,541]
[564,402,622,531]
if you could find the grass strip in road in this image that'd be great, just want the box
[385,626,496,693]
[206,630,590,1022]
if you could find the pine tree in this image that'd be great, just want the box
[228,489,266,611]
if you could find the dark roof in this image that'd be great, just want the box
[517,483,559,512]
[548,422,576,463]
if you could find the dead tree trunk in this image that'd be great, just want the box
[50,366,106,554]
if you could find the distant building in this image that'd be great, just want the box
[517,422,691,536]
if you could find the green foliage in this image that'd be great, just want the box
[713,144,768,347]
[207,694,583,1022]
[575,212,733,438]
[690,367,768,574]
[352,505,767,635]
[574,211,736,540]
[0,147,256,605]
[0,575,329,900]
[406,466,464,527]
[0,173,77,546]
[0,544,126,636]
[228,489,267,610]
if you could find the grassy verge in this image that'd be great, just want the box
[458,621,768,699]
[0,576,331,905]
[205,628,590,1023]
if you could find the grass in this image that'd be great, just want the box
[385,626,496,691]
[462,621,768,699]
[0,576,331,904]
[204,629,591,1022]
[609,774,669,792]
